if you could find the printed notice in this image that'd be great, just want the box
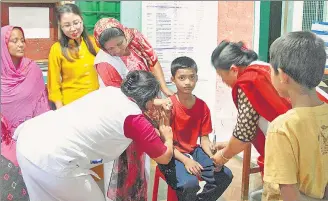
[141,1,211,82]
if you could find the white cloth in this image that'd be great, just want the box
[94,49,129,80]
[250,60,271,67]
[17,151,105,201]
[15,87,142,200]
[258,116,269,136]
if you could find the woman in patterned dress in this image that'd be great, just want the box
[93,18,173,201]
[1,25,50,201]
[210,40,291,200]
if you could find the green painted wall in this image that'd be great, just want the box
[76,1,121,34]
[258,1,271,62]
[75,1,142,34]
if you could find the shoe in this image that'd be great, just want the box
[249,189,263,201]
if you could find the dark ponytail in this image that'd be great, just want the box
[56,3,97,62]
[211,40,258,70]
[121,70,160,111]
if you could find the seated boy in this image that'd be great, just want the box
[264,31,328,201]
[158,56,233,201]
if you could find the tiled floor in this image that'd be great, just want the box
[148,157,263,201]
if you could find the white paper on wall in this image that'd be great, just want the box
[9,7,50,39]
[141,1,217,82]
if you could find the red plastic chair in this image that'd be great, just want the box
[152,166,178,201]
[152,165,203,201]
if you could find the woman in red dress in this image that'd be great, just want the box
[210,40,291,199]
[93,18,173,201]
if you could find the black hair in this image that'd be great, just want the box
[121,70,160,111]
[171,56,198,76]
[270,31,326,89]
[211,40,258,70]
[98,28,125,50]
[56,3,97,62]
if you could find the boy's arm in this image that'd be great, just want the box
[280,184,300,201]
[264,131,299,199]
[201,135,213,157]
[199,102,213,156]
[174,149,191,164]
[174,148,203,175]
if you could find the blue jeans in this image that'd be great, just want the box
[158,147,233,201]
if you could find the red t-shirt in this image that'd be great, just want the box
[170,95,213,153]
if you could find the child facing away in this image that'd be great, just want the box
[263,31,328,201]
[158,56,233,201]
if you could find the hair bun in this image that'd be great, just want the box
[129,71,139,81]
[236,41,258,61]
[213,40,230,57]
[236,41,245,48]
[218,40,230,50]
[246,50,258,60]
[126,71,139,89]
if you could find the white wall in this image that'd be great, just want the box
[291,1,304,31]
[120,1,142,30]
[253,1,261,54]
[324,1,328,21]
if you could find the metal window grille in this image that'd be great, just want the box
[302,1,325,31]
[76,1,121,34]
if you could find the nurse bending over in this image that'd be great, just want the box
[15,70,173,201]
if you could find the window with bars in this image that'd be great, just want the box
[75,1,121,34]
[302,1,325,31]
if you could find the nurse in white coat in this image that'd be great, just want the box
[15,70,174,201]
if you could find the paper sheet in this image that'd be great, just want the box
[9,7,50,39]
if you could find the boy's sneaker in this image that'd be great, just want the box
[249,189,263,201]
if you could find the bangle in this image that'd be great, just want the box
[219,150,230,162]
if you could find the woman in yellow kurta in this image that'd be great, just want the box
[48,4,103,180]
[48,4,99,109]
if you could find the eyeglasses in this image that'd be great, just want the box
[61,21,82,31]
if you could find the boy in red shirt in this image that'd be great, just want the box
[158,56,233,201]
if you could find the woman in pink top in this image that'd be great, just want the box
[1,25,50,201]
